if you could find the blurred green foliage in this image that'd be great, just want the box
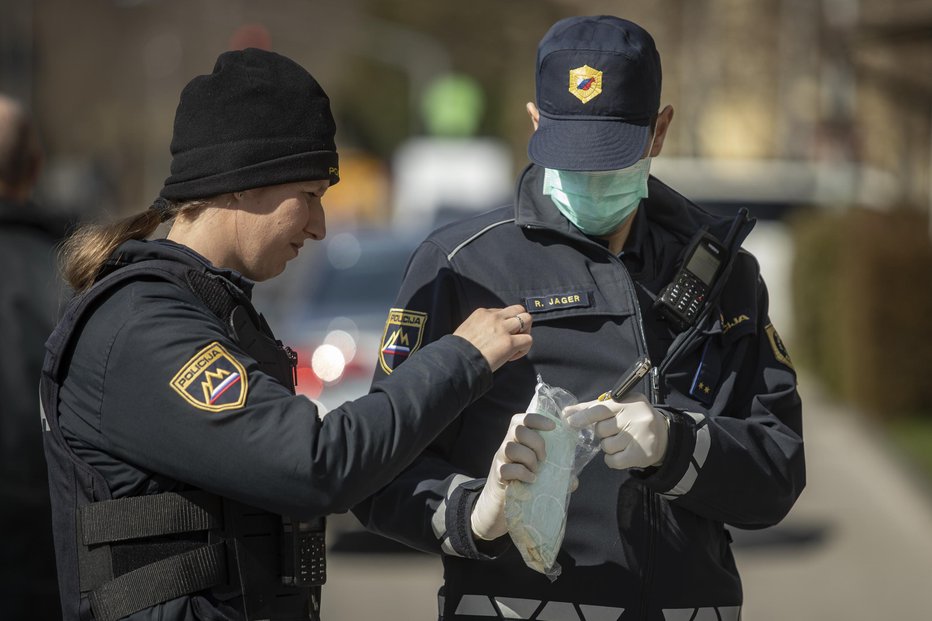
[332,0,568,160]
[791,208,932,419]
[888,417,932,488]
[421,74,485,138]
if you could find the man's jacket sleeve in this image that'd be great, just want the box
[353,241,501,559]
[640,256,805,529]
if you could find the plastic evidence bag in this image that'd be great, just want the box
[504,377,600,580]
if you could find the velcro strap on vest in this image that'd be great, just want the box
[88,541,228,621]
[79,491,221,546]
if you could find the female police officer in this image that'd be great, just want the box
[40,48,544,621]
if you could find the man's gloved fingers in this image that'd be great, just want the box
[603,446,647,470]
[600,431,632,455]
[566,402,617,428]
[561,402,588,417]
[522,412,557,431]
[594,416,624,440]
[569,475,579,492]
[514,424,547,463]
[499,462,536,484]
[503,441,540,472]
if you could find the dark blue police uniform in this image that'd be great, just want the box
[41,238,493,621]
[355,165,805,621]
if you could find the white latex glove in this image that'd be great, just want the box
[470,412,555,541]
[564,393,669,470]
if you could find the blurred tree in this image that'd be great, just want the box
[421,73,484,138]
[332,0,566,163]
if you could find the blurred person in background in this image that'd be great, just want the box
[41,48,550,621]
[0,93,64,620]
[356,16,805,621]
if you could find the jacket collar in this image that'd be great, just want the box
[100,238,255,298]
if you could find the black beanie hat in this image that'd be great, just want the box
[158,48,339,202]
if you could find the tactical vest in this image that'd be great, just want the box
[41,259,325,621]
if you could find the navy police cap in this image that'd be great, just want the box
[528,15,662,171]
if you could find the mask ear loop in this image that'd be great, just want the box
[644,125,658,161]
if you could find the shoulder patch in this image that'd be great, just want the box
[379,308,427,375]
[721,313,751,334]
[765,323,794,369]
[170,342,248,412]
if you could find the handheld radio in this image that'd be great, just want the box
[655,231,726,332]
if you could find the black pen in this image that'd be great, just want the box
[597,356,652,402]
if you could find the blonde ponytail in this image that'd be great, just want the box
[60,197,214,292]
[59,208,163,292]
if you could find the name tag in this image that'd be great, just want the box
[524,291,592,313]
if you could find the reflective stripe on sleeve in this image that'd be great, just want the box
[496,597,539,618]
[449,595,625,620]
[454,594,499,617]
[431,474,476,558]
[579,604,627,621]
[661,411,710,499]
[536,601,580,620]
[663,606,741,621]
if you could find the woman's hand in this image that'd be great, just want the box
[453,304,533,372]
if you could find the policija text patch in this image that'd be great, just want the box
[170,342,248,412]
[380,308,427,374]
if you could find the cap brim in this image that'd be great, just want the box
[528,114,650,171]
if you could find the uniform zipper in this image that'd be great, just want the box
[606,251,658,621]
[650,366,662,403]
[285,346,299,387]
[640,487,658,620]
[606,253,652,375]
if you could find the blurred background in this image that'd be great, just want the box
[2,0,932,619]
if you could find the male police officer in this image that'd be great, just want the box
[356,15,805,621]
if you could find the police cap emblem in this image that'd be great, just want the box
[568,65,603,104]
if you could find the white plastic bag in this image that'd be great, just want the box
[503,377,599,580]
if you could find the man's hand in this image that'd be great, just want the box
[453,304,533,372]
[470,412,555,541]
[565,394,669,470]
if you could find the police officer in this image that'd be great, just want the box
[41,48,547,621]
[355,16,805,621]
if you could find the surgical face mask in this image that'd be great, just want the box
[542,142,653,236]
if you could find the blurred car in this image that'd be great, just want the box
[254,227,441,548]
[253,227,422,411]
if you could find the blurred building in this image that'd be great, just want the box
[0,0,929,219]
